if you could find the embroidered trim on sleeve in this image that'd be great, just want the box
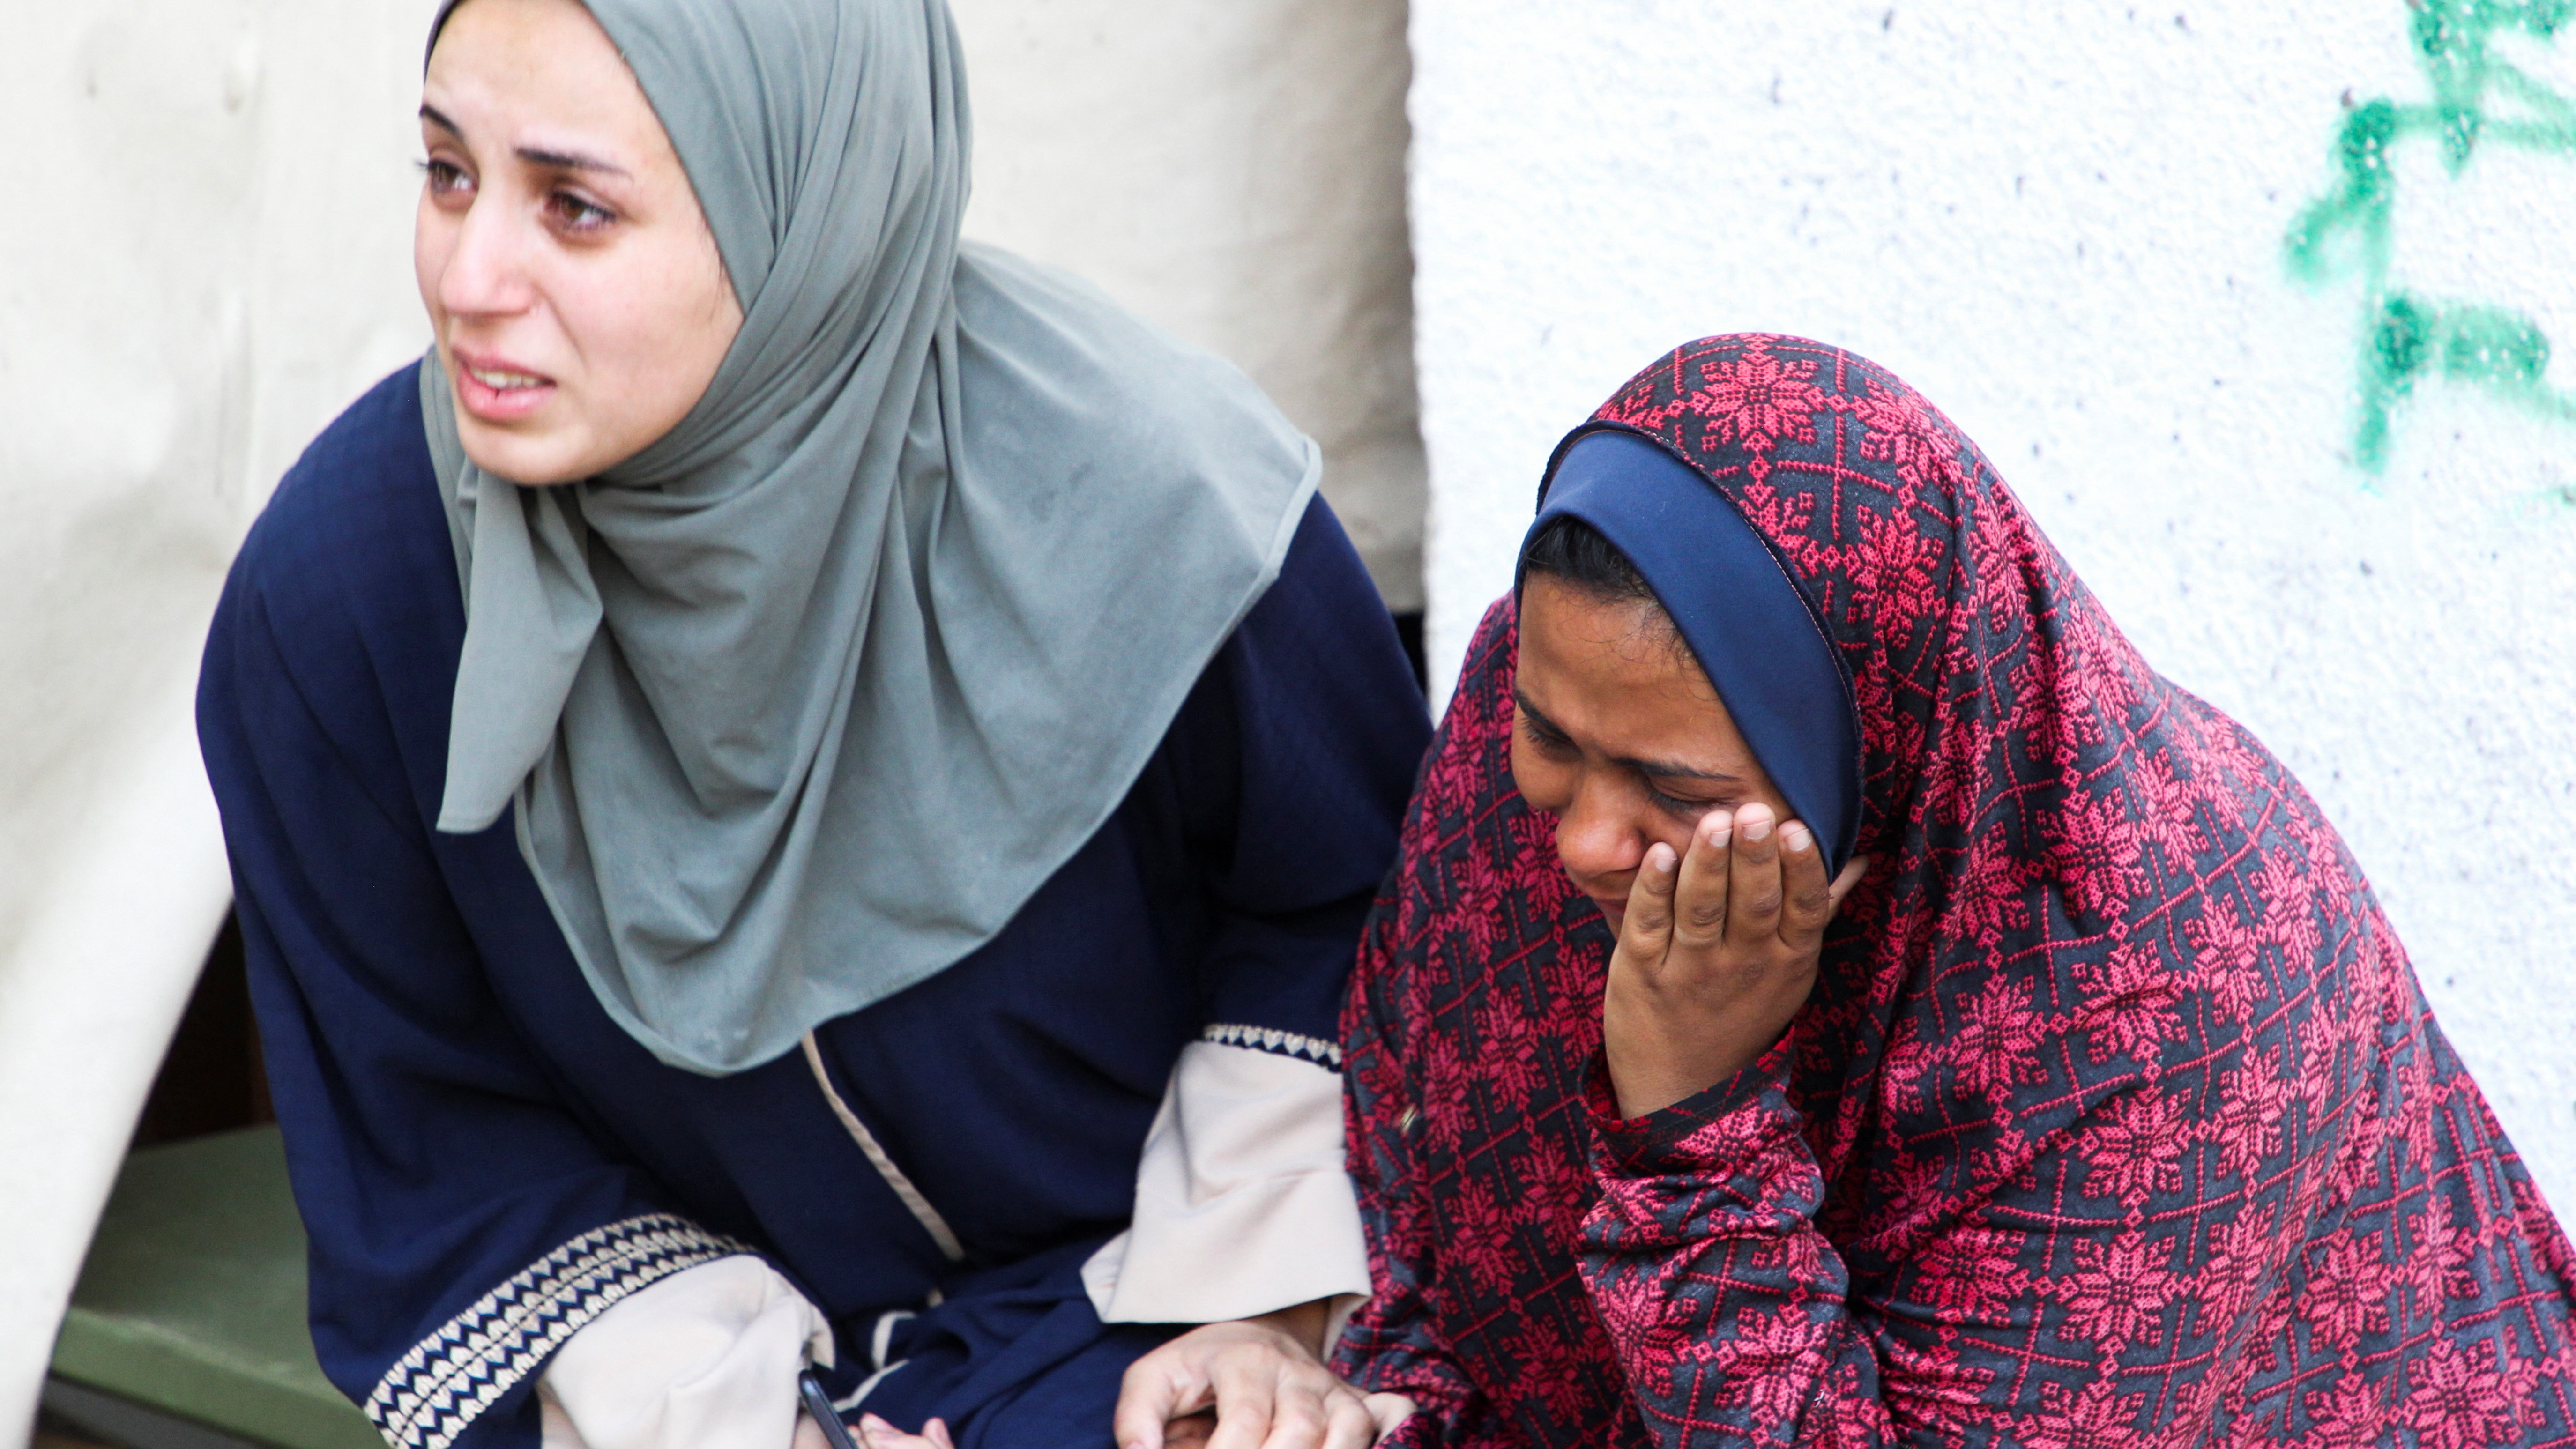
[1200,1022,1343,1069]
[365,1213,748,1449]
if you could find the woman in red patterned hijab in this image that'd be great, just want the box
[1334,335,2576,1446]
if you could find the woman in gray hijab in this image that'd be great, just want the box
[194,0,1427,1445]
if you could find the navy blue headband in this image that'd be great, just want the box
[1524,427,1862,874]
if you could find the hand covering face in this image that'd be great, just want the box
[423,0,1319,1074]
[1335,335,2576,1446]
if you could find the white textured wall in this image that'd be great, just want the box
[952,0,1426,605]
[1408,1,2576,1209]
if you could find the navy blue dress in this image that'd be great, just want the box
[196,365,1429,1449]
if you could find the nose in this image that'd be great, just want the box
[438,191,536,321]
[1552,773,1644,884]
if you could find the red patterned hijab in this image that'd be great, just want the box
[1338,335,2576,1445]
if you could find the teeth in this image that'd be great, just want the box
[469,366,545,389]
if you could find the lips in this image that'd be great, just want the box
[448,346,557,424]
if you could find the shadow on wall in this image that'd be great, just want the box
[128,919,272,1151]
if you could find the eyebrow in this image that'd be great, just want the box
[1511,687,1748,784]
[419,104,633,178]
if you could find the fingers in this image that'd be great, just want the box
[1667,809,1734,952]
[1616,840,1680,959]
[1722,802,1783,951]
[1362,1394,1417,1438]
[1318,1391,1378,1449]
[1775,816,1836,952]
[1218,1358,1359,1449]
[856,1416,943,1449]
[1242,1379,1329,1449]
[1201,1353,1278,1449]
[1826,854,1871,911]
[1115,1356,1191,1449]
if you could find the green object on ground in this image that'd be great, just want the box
[50,1126,380,1449]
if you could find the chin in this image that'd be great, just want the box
[455,418,589,487]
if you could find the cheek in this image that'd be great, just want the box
[413,195,454,321]
[570,239,736,431]
[1509,733,1572,812]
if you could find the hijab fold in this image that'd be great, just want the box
[1527,426,1862,873]
[423,0,1318,1075]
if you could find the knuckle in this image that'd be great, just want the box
[1743,888,1784,918]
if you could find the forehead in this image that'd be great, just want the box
[425,0,656,141]
[1515,576,1760,772]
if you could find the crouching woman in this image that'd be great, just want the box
[1334,335,2576,1445]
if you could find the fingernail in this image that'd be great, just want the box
[1645,842,1677,873]
[1740,808,1773,842]
[1703,812,1732,847]
[1781,822,1812,853]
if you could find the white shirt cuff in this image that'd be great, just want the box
[1084,1038,1372,1327]
[537,1255,832,1449]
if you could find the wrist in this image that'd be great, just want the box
[1242,1298,1331,1359]
[1587,1040,1792,1171]
[1602,1006,1773,1119]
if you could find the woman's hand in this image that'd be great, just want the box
[851,1413,951,1449]
[1111,1303,1415,1449]
[1602,802,1869,1119]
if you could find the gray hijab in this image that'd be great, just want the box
[423,0,1318,1075]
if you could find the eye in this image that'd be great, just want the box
[1517,712,1577,759]
[420,158,474,199]
[543,189,619,234]
[1643,785,1718,822]
[1639,776,1742,823]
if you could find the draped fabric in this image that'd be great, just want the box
[199,366,1423,1449]
[1335,335,2576,1446]
[424,0,1319,1075]
[1528,428,1861,874]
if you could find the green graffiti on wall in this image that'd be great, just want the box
[2286,0,2576,470]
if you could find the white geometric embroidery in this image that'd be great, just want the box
[365,1213,747,1449]
[1200,1022,1343,1069]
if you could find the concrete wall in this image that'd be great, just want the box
[0,0,1420,1436]
[1408,0,2576,1208]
